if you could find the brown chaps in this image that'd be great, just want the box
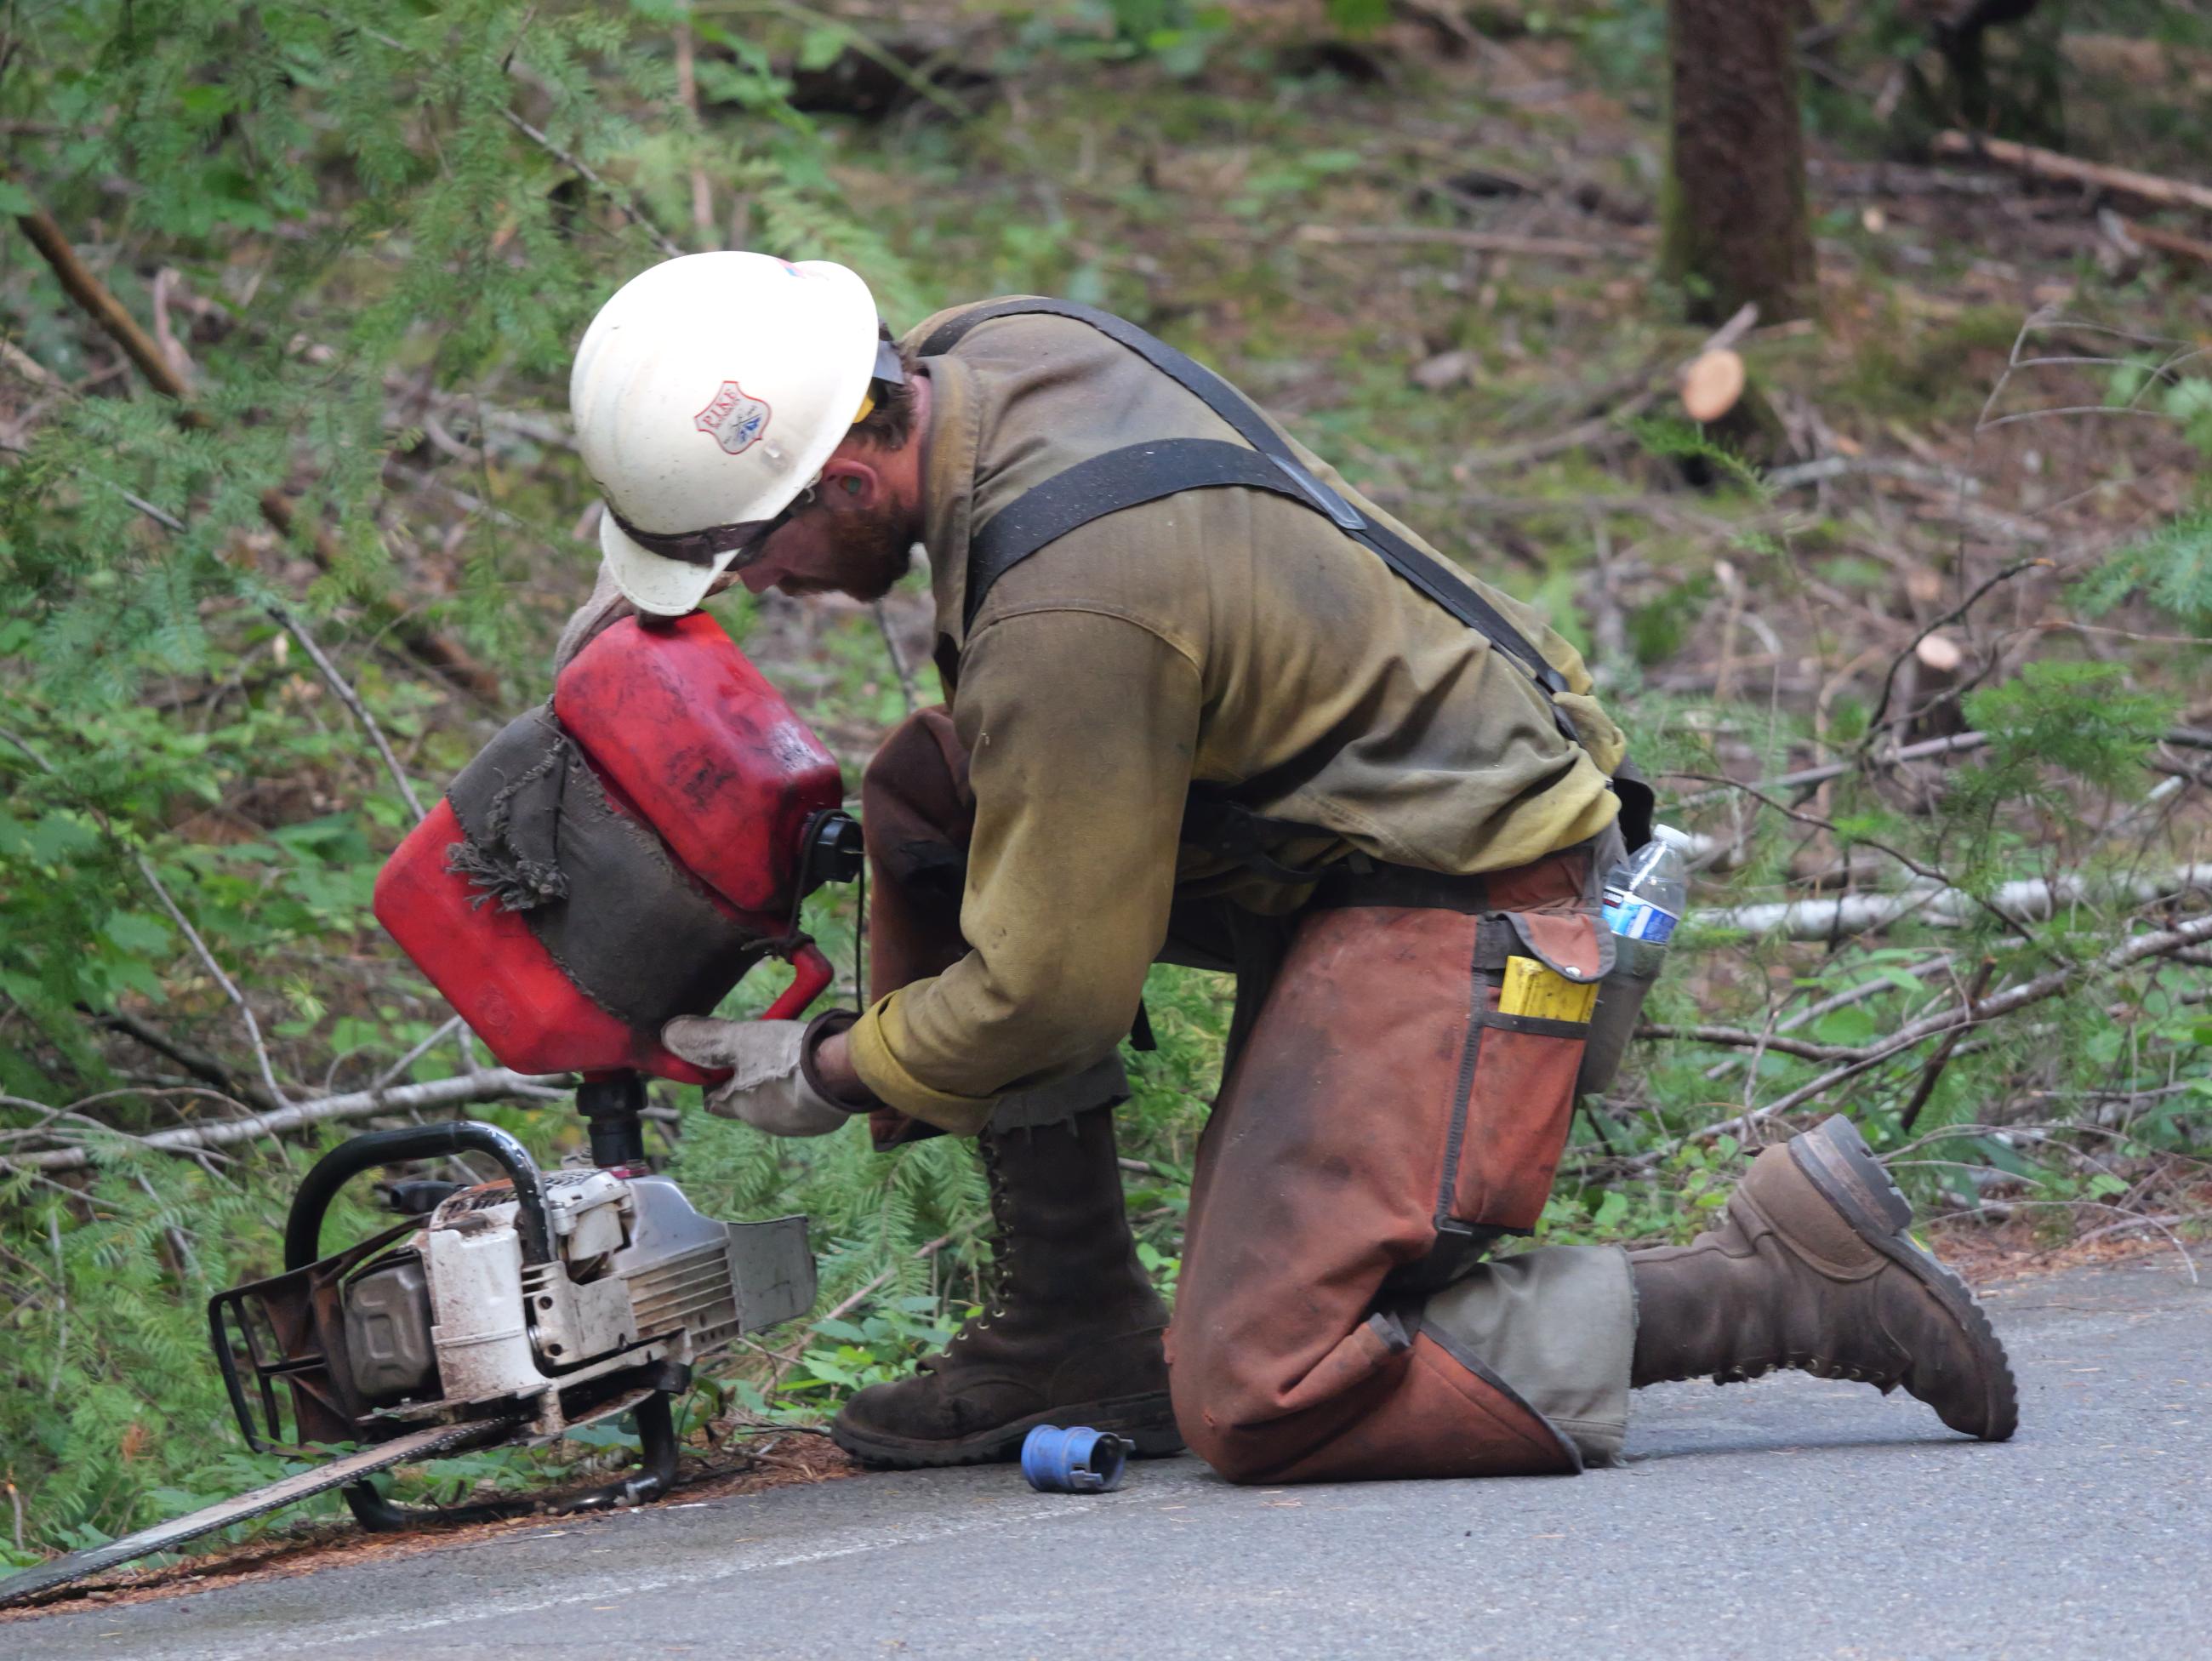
[859,709,1616,1482]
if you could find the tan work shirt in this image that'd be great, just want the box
[846,304,1628,1133]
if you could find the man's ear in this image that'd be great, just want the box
[818,457,881,507]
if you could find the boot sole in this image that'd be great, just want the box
[1787,1116,2020,1442]
[830,1393,1186,1471]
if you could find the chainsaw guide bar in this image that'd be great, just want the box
[0,1416,521,1611]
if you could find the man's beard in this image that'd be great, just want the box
[800,501,913,602]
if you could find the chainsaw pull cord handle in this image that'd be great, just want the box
[285,1122,553,1270]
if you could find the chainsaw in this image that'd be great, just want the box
[2,615,858,1608]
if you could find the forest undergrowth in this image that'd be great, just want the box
[4,0,2212,1567]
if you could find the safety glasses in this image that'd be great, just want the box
[606,496,798,572]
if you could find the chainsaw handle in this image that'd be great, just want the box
[761,940,836,1022]
[285,1122,552,1270]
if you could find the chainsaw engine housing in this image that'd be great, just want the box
[342,1171,806,1418]
[212,1124,813,1453]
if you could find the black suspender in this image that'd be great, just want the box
[967,440,1286,630]
[918,297,1569,703]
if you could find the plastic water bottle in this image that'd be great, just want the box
[1601,833,1688,960]
[1577,830,1688,1098]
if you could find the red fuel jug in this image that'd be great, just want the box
[373,615,858,1083]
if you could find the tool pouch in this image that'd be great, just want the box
[1438,899,1607,1237]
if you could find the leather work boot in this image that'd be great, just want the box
[830,1106,1183,1468]
[1628,1115,2018,1440]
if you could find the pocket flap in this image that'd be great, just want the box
[1505,909,1614,984]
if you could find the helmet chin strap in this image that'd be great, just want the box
[605,505,778,568]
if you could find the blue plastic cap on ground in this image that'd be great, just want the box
[1020,1424,1132,1493]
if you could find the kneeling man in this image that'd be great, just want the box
[560,253,2015,1481]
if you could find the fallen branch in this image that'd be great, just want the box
[8,1068,570,1174]
[1928,1196,2199,1284]
[1764,454,1981,494]
[1690,862,2212,939]
[1972,304,2205,437]
[1806,159,2015,197]
[1935,131,2212,216]
[1678,731,1992,805]
[10,199,201,410]
[2116,215,2212,270]
[1676,770,2028,937]
[1897,957,1995,1133]
[89,1007,280,1115]
[1635,1025,1860,1064]
[369,1014,465,1093]
[131,860,292,1113]
[1697,951,1956,1081]
[1636,905,2212,1166]
[1676,724,2212,808]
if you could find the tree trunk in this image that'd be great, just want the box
[1936,0,2064,149]
[1662,0,1816,324]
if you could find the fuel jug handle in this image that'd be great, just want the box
[761,940,836,1022]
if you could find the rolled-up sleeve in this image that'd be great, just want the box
[846,607,1201,1134]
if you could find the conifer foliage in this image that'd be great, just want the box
[0,0,912,1559]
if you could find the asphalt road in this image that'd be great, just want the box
[11,1257,2209,1661]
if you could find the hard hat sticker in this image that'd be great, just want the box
[694,380,772,455]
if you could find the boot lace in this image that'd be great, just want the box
[1714,1354,1896,1387]
[944,1130,1015,1350]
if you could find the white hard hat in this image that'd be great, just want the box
[570,252,888,617]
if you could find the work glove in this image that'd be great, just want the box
[660,1017,854,1139]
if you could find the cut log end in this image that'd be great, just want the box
[1681,348,1748,423]
[1916,631,1966,673]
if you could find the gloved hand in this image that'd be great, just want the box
[660,1017,855,1138]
